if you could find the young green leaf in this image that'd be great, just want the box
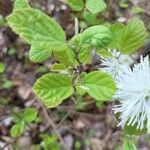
[80,71,116,101]
[23,107,38,122]
[67,0,84,11]
[119,18,146,54]
[54,47,76,66]
[86,0,106,14]
[33,73,74,108]
[11,122,25,138]
[13,0,30,11]
[81,25,112,48]
[7,9,67,55]
[29,46,52,62]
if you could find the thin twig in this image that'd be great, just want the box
[39,102,69,150]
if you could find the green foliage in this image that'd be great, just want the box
[29,46,52,62]
[33,73,74,108]
[2,80,13,89]
[53,47,76,66]
[119,18,146,54]
[119,0,128,8]
[13,0,30,11]
[23,107,38,122]
[124,124,147,136]
[41,134,60,150]
[131,6,144,14]
[0,16,7,26]
[79,71,116,101]
[0,62,5,73]
[122,138,137,150]
[11,107,38,138]
[11,122,25,138]
[7,8,66,62]
[67,0,84,11]
[109,23,126,49]
[82,11,101,25]
[81,25,112,48]
[86,0,106,14]
[97,49,113,58]
[108,19,146,54]
[7,0,148,137]
[75,140,81,150]
[51,63,68,72]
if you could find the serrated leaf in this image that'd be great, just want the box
[81,25,112,48]
[81,71,116,101]
[13,0,30,11]
[7,9,66,56]
[54,47,76,66]
[119,18,146,54]
[11,122,25,138]
[29,46,52,62]
[67,0,84,11]
[86,0,106,14]
[23,107,38,122]
[33,73,74,108]
[69,34,91,64]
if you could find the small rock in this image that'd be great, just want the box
[63,134,74,149]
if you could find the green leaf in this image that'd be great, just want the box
[51,63,67,71]
[2,80,13,89]
[29,46,52,62]
[0,62,5,73]
[75,86,86,96]
[54,48,76,66]
[97,49,113,58]
[23,107,38,122]
[7,9,66,55]
[81,25,112,48]
[123,124,147,136]
[80,71,116,101]
[69,34,91,64]
[119,18,146,54]
[122,138,137,150]
[13,0,30,11]
[11,122,25,138]
[13,112,24,123]
[67,0,84,11]
[33,73,74,108]
[131,6,144,14]
[83,11,100,26]
[86,0,106,14]
[108,23,126,49]
[119,0,128,8]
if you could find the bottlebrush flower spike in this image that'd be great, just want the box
[114,56,150,132]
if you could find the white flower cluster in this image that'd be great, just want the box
[101,50,150,133]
